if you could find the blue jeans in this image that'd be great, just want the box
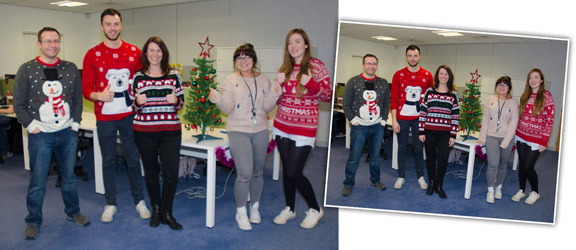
[343,124,384,188]
[25,128,80,227]
[97,115,144,205]
[397,119,425,179]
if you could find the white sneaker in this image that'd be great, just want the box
[511,190,525,202]
[273,206,296,225]
[394,178,405,189]
[495,185,502,200]
[300,208,324,229]
[249,202,261,224]
[135,200,151,219]
[235,207,252,230]
[486,187,495,204]
[101,205,117,223]
[417,177,428,189]
[524,191,541,205]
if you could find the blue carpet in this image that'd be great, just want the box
[0,144,337,250]
[325,136,557,224]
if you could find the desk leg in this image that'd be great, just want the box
[513,150,518,171]
[93,130,105,194]
[392,132,398,170]
[206,148,216,228]
[273,148,280,181]
[464,145,475,199]
[22,127,29,170]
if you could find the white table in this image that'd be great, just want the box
[391,130,518,199]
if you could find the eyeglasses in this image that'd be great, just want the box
[496,83,509,87]
[40,40,61,45]
[363,62,378,66]
[235,56,252,62]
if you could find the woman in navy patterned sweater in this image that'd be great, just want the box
[418,65,460,199]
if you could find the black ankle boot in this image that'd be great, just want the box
[435,184,447,199]
[149,205,160,228]
[426,179,435,196]
[160,212,183,230]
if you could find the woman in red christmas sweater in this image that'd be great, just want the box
[272,28,332,229]
[512,68,555,205]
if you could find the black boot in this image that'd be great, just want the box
[435,184,447,199]
[426,179,435,196]
[149,205,160,228]
[160,212,183,230]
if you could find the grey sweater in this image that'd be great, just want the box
[13,57,83,133]
[342,74,390,126]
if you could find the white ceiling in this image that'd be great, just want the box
[339,21,554,46]
[0,0,208,13]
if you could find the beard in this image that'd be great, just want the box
[104,31,121,41]
[408,60,419,67]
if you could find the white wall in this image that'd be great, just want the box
[337,35,567,150]
[0,0,338,147]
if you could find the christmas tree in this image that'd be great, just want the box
[182,37,224,142]
[459,69,483,140]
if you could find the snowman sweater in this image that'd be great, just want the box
[515,91,555,147]
[342,74,390,126]
[13,57,83,133]
[131,70,184,137]
[82,41,142,121]
[418,87,460,138]
[273,58,332,139]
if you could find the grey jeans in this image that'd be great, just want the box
[227,130,269,208]
[485,136,513,188]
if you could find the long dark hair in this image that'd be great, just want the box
[520,68,546,116]
[433,65,455,92]
[141,36,171,76]
[279,28,312,98]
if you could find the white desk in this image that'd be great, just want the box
[391,130,518,199]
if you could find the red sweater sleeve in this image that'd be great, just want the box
[82,48,97,101]
[390,70,402,111]
[304,58,332,102]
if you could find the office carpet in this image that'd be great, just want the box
[0,144,337,250]
[325,136,557,224]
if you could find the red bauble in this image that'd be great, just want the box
[200,97,206,103]
[212,114,216,118]
[472,96,476,99]
[205,76,210,80]
[217,119,222,123]
[192,68,196,72]
[468,110,472,114]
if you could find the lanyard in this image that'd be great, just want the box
[496,98,506,132]
[240,73,258,125]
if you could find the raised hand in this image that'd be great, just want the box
[100,84,115,102]
[208,87,219,103]
[166,87,178,104]
[300,68,312,86]
[136,88,147,106]
[276,68,286,84]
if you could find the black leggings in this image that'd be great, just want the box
[516,141,540,193]
[275,136,320,212]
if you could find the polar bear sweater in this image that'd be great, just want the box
[342,74,390,126]
[131,70,184,136]
[13,57,83,133]
[391,67,433,121]
[82,41,142,121]
[515,91,555,147]
[273,58,332,139]
[418,87,460,138]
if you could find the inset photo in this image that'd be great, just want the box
[325,21,568,224]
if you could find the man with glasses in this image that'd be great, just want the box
[14,27,89,240]
[82,8,150,224]
[341,54,390,196]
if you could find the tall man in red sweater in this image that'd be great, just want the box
[391,45,433,190]
[82,8,150,224]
